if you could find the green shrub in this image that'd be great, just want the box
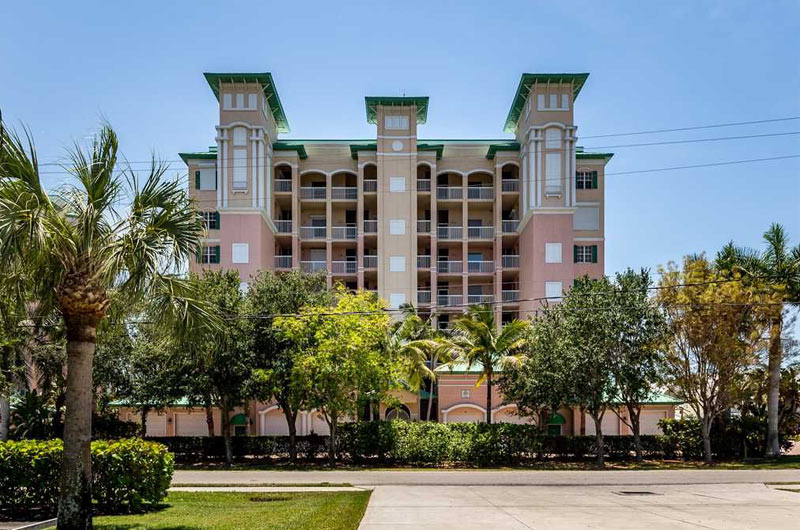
[0,438,174,518]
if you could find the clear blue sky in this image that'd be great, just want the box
[1,0,798,278]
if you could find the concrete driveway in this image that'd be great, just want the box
[358,483,800,529]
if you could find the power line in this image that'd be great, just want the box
[580,116,800,139]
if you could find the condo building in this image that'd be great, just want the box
[113,71,677,437]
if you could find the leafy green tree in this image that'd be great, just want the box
[0,124,213,528]
[244,270,329,461]
[448,305,528,424]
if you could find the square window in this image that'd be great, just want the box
[461,389,470,399]
[545,281,563,301]
[389,256,406,272]
[573,207,600,230]
[389,219,406,235]
[389,293,406,309]
[198,168,216,190]
[389,176,406,192]
[231,243,249,264]
[545,243,562,264]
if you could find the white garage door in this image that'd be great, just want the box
[584,413,620,435]
[145,413,167,437]
[309,412,330,435]
[175,412,209,436]
[446,407,485,423]
[260,409,291,435]
[640,409,668,435]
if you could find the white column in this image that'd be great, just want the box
[251,132,258,208]
[520,147,527,214]
[215,134,222,209]
[265,151,272,217]
[221,130,229,208]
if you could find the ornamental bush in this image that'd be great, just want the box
[0,438,174,518]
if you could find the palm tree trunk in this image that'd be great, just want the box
[0,393,9,441]
[486,370,493,424]
[57,317,98,530]
[766,316,783,457]
[427,355,438,422]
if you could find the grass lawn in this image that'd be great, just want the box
[93,491,370,530]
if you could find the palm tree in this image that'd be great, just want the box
[449,305,528,423]
[716,224,800,457]
[0,124,214,528]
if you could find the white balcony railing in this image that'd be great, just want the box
[467,226,495,240]
[363,220,377,234]
[363,180,377,193]
[468,294,494,305]
[437,226,462,240]
[300,187,326,200]
[274,180,292,192]
[417,179,431,192]
[274,256,292,269]
[502,180,520,193]
[417,290,432,305]
[502,255,520,268]
[467,260,495,273]
[467,187,494,200]
[331,226,357,240]
[417,220,431,233]
[437,294,463,307]
[331,187,357,200]
[274,220,292,233]
[502,220,519,233]
[300,226,326,240]
[437,260,463,274]
[502,290,520,303]
[436,187,462,200]
[300,261,326,273]
[417,255,431,269]
[363,255,378,269]
[331,261,357,274]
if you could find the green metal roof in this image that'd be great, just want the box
[179,148,217,164]
[576,152,614,160]
[204,72,290,133]
[108,397,193,407]
[416,143,444,159]
[365,97,429,125]
[273,141,308,159]
[350,143,377,159]
[503,73,590,133]
[486,142,521,159]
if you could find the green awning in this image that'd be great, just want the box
[230,413,248,426]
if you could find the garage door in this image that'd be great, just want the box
[640,409,668,435]
[175,412,209,436]
[309,412,330,435]
[584,413,620,435]
[446,407,484,423]
[145,413,167,437]
[260,409,290,435]
[493,407,530,424]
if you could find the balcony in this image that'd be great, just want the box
[331,187,357,201]
[468,294,494,305]
[467,187,494,200]
[502,220,519,233]
[417,255,431,269]
[274,256,292,269]
[437,226,462,240]
[502,290,520,303]
[331,226,357,240]
[467,226,495,240]
[300,226,326,240]
[417,220,431,234]
[437,260,463,274]
[274,220,292,234]
[331,261,357,275]
[363,220,378,234]
[300,187,326,200]
[417,290,432,305]
[437,294,463,307]
[363,255,378,269]
[417,179,431,192]
[502,255,520,268]
[467,260,495,273]
[502,180,520,193]
[436,187,462,201]
[274,179,292,193]
[300,261,326,273]
[363,179,377,193]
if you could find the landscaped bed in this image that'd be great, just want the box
[93,491,371,530]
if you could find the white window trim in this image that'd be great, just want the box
[389,293,406,309]
[545,242,562,264]
[389,219,406,235]
[389,176,406,192]
[389,256,406,272]
[545,281,563,301]
[231,243,249,264]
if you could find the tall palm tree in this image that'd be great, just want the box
[449,305,528,423]
[716,224,800,457]
[0,124,214,528]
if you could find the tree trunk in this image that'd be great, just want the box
[426,391,435,422]
[58,317,98,530]
[328,414,338,466]
[701,417,713,464]
[140,406,149,437]
[221,401,233,466]
[592,414,605,468]
[628,405,643,462]
[283,407,298,462]
[205,404,214,436]
[766,316,783,458]
[427,356,438,422]
[485,370,493,424]
[0,393,9,441]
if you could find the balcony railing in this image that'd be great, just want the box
[274,256,292,269]
[502,255,520,268]
[467,260,495,273]
[300,187,326,200]
[502,290,520,303]
[437,294,463,307]
[417,255,431,269]
[417,179,431,192]
[502,180,520,193]
[331,226,357,240]
[300,226,326,240]
[300,261,326,273]
[274,220,292,233]
[331,261,357,274]
[502,220,519,233]
[363,220,377,234]
[417,290,431,305]
[436,187,462,200]
[274,179,292,193]
[468,294,494,305]
[437,226,462,240]
[467,187,494,200]
[363,180,377,193]
[363,255,378,269]
[417,220,431,233]
[467,226,495,240]
[331,187,357,200]
[437,260,463,274]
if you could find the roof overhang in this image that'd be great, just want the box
[273,141,308,159]
[503,73,590,133]
[179,150,217,164]
[365,96,429,125]
[486,142,521,159]
[204,72,290,133]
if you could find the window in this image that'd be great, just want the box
[201,211,220,230]
[235,93,244,109]
[537,94,546,110]
[389,256,406,272]
[231,243,249,264]
[561,93,569,110]
[576,170,598,190]
[547,424,562,436]
[545,243,562,264]
[545,281,563,301]
[461,389,470,399]
[389,219,406,235]
[389,293,406,309]
[545,153,562,195]
[223,93,233,110]
[195,168,217,191]
[545,128,562,150]
[384,115,409,130]
[389,176,406,192]
[247,93,257,110]
[574,245,598,264]
[549,94,558,109]
[232,148,247,190]
[199,245,220,264]
[537,92,569,111]
[233,127,248,146]
[573,207,600,230]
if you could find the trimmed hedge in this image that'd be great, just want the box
[147,434,328,462]
[0,438,174,518]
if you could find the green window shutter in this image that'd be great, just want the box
[214,170,218,190]
[195,170,200,189]
[213,211,220,230]
[591,245,598,263]
[573,245,578,263]
[213,246,220,264]
[591,171,598,189]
